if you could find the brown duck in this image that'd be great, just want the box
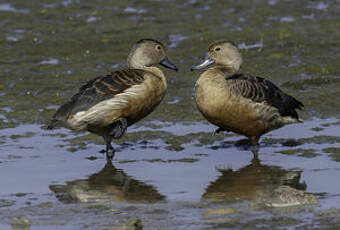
[49,39,178,159]
[191,41,303,154]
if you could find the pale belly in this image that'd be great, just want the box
[195,84,268,138]
[123,91,165,126]
[68,80,166,132]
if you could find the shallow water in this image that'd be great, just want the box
[0,0,339,229]
[0,118,339,229]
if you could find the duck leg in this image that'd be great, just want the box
[250,136,260,158]
[109,118,128,139]
[104,118,128,160]
[251,145,259,158]
[104,136,115,159]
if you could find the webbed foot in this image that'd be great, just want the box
[104,136,115,159]
[106,147,115,159]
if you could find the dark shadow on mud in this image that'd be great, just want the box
[50,160,166,204]
[202,157,317,207]
[209,138,303,151]
[98,140,160,154]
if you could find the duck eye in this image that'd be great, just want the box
[215,47,221,51]
[156,45,162,51]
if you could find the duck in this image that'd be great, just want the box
[48,38,178,159]
[191,40,303,155]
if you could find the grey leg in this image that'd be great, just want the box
[250,136,260,158]
[104,136,115,159]
[251,144,259,158]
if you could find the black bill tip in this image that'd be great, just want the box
[160,57,178,72]
[190,66,197,72]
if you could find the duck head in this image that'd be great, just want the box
[127,38,178,72]
[191,41,242,72]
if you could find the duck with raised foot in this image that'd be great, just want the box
[48,39,178,159]
[191,41,303,155]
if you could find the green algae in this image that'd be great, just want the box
[311,127,324,132]
[38,202,53,208]
[10,132,35,139]
[323,147,340,162]
[0,199,15,208]
[167,158,199,163]
[118,158,199,164]
[299,136,340,145]
[87,204,110,210]
[146,158,166,163]
[318,208,340,217]
[118,160,138,164]
[58,129,223,153]
[15,193,27,197]
[0,0,339,132]
[143,208,169,215]
[264,135,340,147]
[277,148,319,158]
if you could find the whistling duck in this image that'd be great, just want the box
[191,41,303,154]
[49,39,178,159]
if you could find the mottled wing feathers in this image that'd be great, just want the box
[50,69,145,126]
[77,69,145,96]
[226,73,304,119]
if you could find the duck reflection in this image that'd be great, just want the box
[203,158,316,207]
[50,160,165,203]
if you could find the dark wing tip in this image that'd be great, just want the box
[229,73,305,119]
[296,99,304,110]
[278,93,304,119]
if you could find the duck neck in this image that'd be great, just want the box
[128,58,166,86]
[211,65,237,74]
[127,50,144,69]
[144,66,166,81]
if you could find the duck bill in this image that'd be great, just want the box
[190,54,215,71]
[160,57,178,72]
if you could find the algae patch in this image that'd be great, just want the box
[323,147,340,162]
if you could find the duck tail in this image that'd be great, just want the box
[46,119,59,130]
